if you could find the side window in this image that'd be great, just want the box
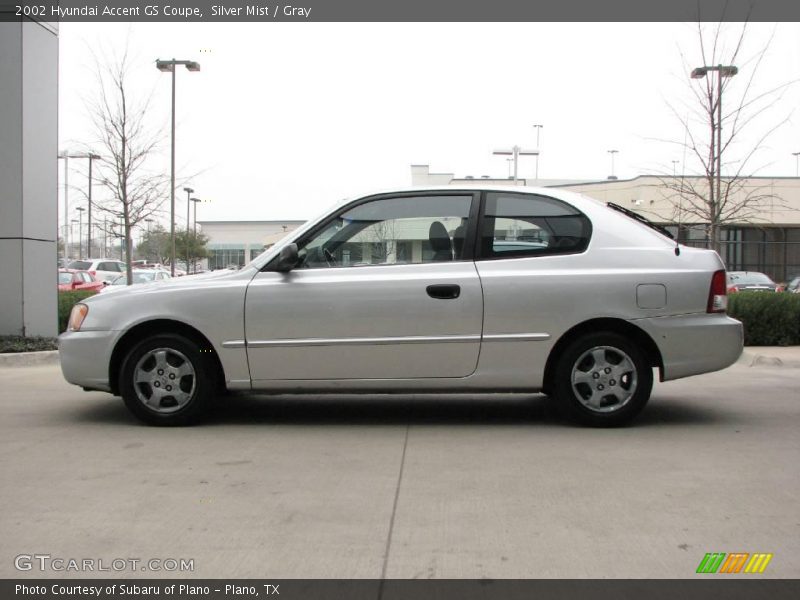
[295,195,473,269]
[98,262,116,272]
[479,192,591,259]
[81,272,93,283]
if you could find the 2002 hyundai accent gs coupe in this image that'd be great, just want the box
[60,186,743,426]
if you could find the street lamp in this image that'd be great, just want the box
[493,146,538,183]
[70,219,78,258]
[607,149,619,179]
[190,197,202,236]
[183,187,194,272]
[189,197,205,273]
[691,64,738,237]
[75,207,85,258]
[672,160,680,177]
[532,124,543,182]
[156,58,201,276]
[58,152,101,256]
[792,151,800,177]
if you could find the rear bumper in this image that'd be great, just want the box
[633,313,743,381]
[58,329,119,392]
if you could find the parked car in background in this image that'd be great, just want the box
[726,271,778,293]
[784,275,800,294]
[59,186,743,427]
[101,269,171,292]
[66,259,127,283]
[57,269,105,293]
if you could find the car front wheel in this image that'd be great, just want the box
[119,334,214,426]
[552,331,653,427]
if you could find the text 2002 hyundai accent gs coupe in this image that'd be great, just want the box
[60,187,743,426]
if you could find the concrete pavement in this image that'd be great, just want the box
[0,361,798,579]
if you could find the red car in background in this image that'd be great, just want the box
[58,269,105,293]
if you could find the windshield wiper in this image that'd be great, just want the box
[606,202,674,240]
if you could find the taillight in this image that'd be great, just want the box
[708,270,728,313]
[89,270,96,276]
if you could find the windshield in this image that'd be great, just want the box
[728,272,774,285]
[58,272,72,284]
[68,260,92,270]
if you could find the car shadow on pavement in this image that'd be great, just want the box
[68,393,734,428]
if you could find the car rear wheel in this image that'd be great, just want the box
[119,334,214,426]
[552,331,653,427]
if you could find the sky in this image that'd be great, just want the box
[58,21,800,226]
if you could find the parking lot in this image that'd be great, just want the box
[1,359,798,579]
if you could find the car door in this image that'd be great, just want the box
[244,192,483,382]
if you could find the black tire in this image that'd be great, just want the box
[119,333,215,426]
[551,331,653,427]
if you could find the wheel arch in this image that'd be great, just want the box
[108,319,226,396]
[542,318,664,395]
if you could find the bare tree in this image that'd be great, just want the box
[656,20,796,252]
[83,46,169,282]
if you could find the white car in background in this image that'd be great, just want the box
[66,259,127,283]
[101,269,172,292]
[60,186,743,427]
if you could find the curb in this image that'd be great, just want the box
[0,350,60,368]
[739,350,800,369]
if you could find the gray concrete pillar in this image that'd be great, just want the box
[0,19,59,337]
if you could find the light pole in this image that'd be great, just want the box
[58,152,70,258]
[76,207,85,258]
[672,160,679,177]
[493,146,538,183]
[156,58,201,276]
[607,150,619,179]
[691,64,737,245]
[145,218,154,233]
[86,153,101,256]
[793,151,800,177]
[58,152,102,257]
[183,187,194,272]
[190,197,202,236]
[532,124,543,182]
[70,219,78,257]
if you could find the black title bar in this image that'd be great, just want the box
[2,0,800,22]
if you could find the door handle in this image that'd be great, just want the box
[426,284,461,299]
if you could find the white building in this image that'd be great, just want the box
[197,220,305,269]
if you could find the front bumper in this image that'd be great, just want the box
[59,329,120,393]
[633,313,743,381]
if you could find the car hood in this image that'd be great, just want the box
[85,268,253,302]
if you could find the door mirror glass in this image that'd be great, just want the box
[274,243,299,272]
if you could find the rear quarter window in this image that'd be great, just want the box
[479,192,591,259]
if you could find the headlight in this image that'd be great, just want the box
[68,303,89,331]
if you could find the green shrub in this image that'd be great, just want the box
[58,290,97,334]
[0,336,58,353]
[728,292,800,346]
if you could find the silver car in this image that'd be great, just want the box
[59,187,743,427]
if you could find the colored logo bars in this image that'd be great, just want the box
[696,552,773,574]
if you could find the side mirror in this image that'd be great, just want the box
[274,243,299,272]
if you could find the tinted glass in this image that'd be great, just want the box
[68,260,91,270]
[728,272,774,285]
[480,193,591,259]
[58,273,73,284]
[297,195,472,269]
